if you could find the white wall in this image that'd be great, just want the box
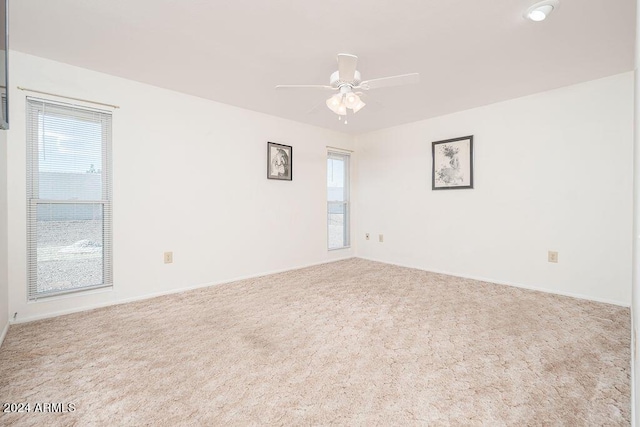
[0,129,8,344]
[6,51,355,323]
[356,72,633,306]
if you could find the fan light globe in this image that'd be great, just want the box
[325,98,337,112]
[345,93,359,108]
[326,93,344,113]
[352,99,366,113]
[337,104,347,115]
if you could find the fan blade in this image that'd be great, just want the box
[358,92,384,110]
[307,100,325,115]
[337,54,358,82]
[358,73,420,90]
[275,85,334,90]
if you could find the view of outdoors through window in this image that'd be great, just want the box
[37,206,103,293]
[327,153,349,249]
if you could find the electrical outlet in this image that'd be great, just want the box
[365,233,370,240]
[548,251,558,263]
[379,234,384,243]
[164,251,173,264]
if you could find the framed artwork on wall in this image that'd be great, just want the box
[432,135,473,190]
[267,142,293,181]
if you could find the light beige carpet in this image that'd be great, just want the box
[0,258,630,426]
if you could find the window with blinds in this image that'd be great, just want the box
[327,151,350,250]
[26,98,113,300]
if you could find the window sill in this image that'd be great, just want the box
[328,246,351,251]
[28,284,113,303]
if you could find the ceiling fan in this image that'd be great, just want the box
[276,54,419,122]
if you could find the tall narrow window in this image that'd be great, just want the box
[327,151,350,250]
[26,98,112,300]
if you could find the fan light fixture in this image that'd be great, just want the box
[525,0,558,22]
[326,90,365,117]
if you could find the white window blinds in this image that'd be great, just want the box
[26,97,113,300]
[327,151,350,250]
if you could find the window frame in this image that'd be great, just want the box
[327,150,350,251]
[26,97,113,300]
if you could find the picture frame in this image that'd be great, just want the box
[432,135,473,190]
[267,142,293,181]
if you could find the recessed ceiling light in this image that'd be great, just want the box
[525,0,559,22]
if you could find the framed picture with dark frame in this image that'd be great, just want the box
[267,142,293,181]
[432,135,473,190]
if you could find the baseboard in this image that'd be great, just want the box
[0,321,8,348]
[357,256,630,308]
[11,255,356,325]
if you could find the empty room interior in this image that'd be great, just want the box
[1,0,640,425]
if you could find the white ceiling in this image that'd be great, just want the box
[10,0,636,134]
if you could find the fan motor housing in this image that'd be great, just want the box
[330,70,361,88]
